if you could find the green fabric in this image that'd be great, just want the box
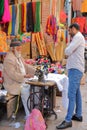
[0,0,4,20]
[34,2,41,32]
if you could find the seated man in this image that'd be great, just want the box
[3,39,36,119]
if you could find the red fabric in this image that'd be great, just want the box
[72,17,86,33]
[60,10,67,23]
[21,3,24,32]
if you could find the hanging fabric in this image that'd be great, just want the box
[0,0,4,21]
[55,28,65,61]
[11,5,16,35]
[31,33,38,59]
[15,4,19,35]
[46,15,57,42]
[34,2,41,32]
[32,2,36,25]
[8,5,12,35]
[59,10,67,24]
[2,0,11,23]
[0,31,8,52]
[81,0,87,13]
[26,2,34,32]
[21,2,26,32]
[18,4,22,34]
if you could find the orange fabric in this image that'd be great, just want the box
[0,31,8,52]
[81,0,87,13]
[35,32,47,56]
[72,17,86,33]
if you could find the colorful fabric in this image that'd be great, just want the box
[0,31,8,52]
[11,5,16,35]
[21,3,24,32]
[15,4,19,35]
[2,0,11,23]
[55,29,65,61]
[60,10,67,23]
[0,0,4,21]
[22,2,26,32]
[72,17,86,33]
[26,2,34,32]
[81,0,87,13]
[32,2,36,25]
[34,2,41,32]
[8,5,12,35]
[46,15,57,42]
[18,4,22,34]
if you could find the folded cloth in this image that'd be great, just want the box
[45,73,69,109]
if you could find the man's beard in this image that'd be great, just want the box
[14,49,21,58]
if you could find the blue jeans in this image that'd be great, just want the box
[65,69,83,122]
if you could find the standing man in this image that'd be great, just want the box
[56,23,85,129]
[3,39,36,119]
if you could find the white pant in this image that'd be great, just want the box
[21,84,30,117]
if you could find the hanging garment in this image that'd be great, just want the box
[26,2,34,32]
[72,17,86,33]
[15,4,19,35]
[81,0,87,13]
[34,2,41,32]
[32,2,36,25]
[35,32,44,56]
[72,0,83,11]
[59,10,67,23]
[2,0,11,23]
[0,0,4,21]
[46,43,56,61]
[31,33,38,59]
[55,29,65,61]
[11,5,16,35]
[8,5,12,35]
[0,31,8,52]
[21,2,26,32]
[46,15,57,42]
[18,4,22,34]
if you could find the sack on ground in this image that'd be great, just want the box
[24,108,46,130]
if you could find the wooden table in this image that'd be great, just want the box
[26,80,57,119]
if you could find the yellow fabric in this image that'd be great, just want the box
[35,32,47,56]
[0,31,8,52]
[32,33,38,58]
[81,0,87,12]
[46,43,56,61]
[8,5,12,35]
[55,29,65,61]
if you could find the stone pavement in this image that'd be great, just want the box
[0,77,87,130]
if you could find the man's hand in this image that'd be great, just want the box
[24,74,34,78]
